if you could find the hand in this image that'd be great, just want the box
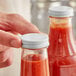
[0,13,40,68]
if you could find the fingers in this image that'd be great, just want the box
[0,45,12,63]
[0,51,9,63]
[0,59,12,68]
[0,14,40,34]
[0,30,21,48]
[0,48,13,68]
[0,13,40,47]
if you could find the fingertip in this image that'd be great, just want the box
[10,38,21,48]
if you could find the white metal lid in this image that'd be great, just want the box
[49,6,74,17]
[21,33,49,49]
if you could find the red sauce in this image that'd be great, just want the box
[21,54,49,76]
[48,17,76,76]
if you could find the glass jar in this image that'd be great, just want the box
[48,6,76,76]
[20,33,49,76]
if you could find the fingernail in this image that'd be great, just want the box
[10,39,21,48]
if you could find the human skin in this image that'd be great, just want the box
[0,13,40,68]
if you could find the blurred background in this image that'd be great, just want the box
[31,0,76,38]
[0,0,76,76]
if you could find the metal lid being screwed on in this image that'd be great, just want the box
[49,6,74,17]
[21,33,49,49]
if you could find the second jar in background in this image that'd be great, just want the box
[48,6,76,76]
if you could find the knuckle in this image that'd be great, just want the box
[6,57,13,66]
[7,13,23,22]
[7,13,21,18]
[0,51,9,63]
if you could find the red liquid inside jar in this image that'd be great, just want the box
[21,54,49,76]
[48,17,76,76]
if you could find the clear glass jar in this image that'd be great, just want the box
[48,6,76,76]
[20,33,49,76]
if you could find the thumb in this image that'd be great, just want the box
[0,30,21,48]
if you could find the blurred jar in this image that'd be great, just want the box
[31,0,61,33]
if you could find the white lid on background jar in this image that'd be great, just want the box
[21,33,49,49]
[49,6,74,17]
